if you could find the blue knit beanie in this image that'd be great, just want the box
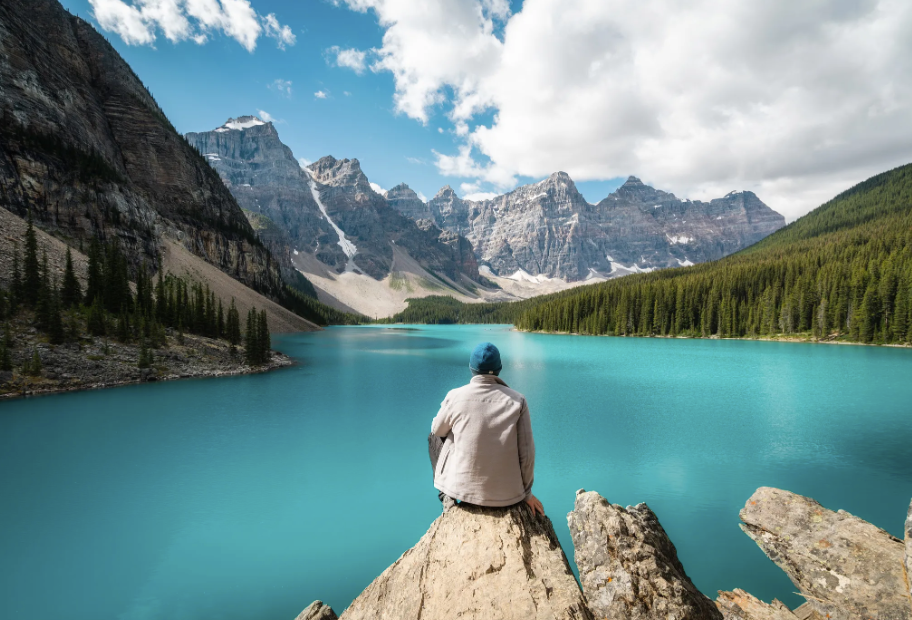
[469,342,502,374]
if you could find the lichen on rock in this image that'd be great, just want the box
[567,489,722,620]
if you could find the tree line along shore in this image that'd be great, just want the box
[0,214,285,398]
[381,163,912,348]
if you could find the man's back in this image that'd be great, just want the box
[431,374,535,507]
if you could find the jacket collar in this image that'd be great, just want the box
[470,374,508,387]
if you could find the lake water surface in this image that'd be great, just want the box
[2,325,911,619]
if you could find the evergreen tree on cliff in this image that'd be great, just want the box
[226,300,241,348]
[61,247,82,308]
[23,211,40,307]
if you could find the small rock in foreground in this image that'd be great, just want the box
[340,502,592,620]
[295,600,338,620]
[567,489,722,620]
[715,588,812,619]
[739,487,910,620]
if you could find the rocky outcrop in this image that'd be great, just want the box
[339,502,593,620]
[906,500,911,601]
[739,487,911,620]
[715,590,811,620]
[424,174,785,281]
[295,601,338,620]
[0,0,284,297]
[386,183,433,221]
[567,489,722,620]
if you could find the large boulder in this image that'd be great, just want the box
[567,489,722,620]
[906,499,911,600]
[340,503,593,620]
[295,601,338,620]
[739,487,911,620]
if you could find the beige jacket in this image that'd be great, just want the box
[431,375,535,507]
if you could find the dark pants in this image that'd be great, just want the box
[428,433,452,503]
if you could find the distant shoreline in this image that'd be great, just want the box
[510,328,912,348]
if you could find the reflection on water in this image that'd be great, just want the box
[1,325,911,620]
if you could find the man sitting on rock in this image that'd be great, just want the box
[428,342,545,516]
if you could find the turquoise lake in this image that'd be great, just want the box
[2,325,911,619]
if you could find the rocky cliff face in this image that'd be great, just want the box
[306,156,480,282]
[386,183,433,221]
[422,174,785,281]
[0,0,282,295]
[186,123,482,286]
[185,117,346,278]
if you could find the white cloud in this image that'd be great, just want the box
[405,156,425,165]
[257,109,277,123]
[327,46,370,74]
[344,91,352,96]
[269,79,293,97]
[89,0,295,52]
[298,157,312,168]
[333,0,912,220]
[416,191,428,201]
[464,192,498,201]
[369,182,387,195]
[262,12,296,49]
[314,90,329,99]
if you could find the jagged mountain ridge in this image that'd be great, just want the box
[186,120,482,286]
[400,173,786,281]
[0,0,284,297]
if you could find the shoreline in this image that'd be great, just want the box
[510,328,912,348]
[0,327,297,402]
[0,354,294,401]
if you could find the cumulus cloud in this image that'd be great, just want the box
[298,157,312,168]
[89,0,295,52]
[257,109,277,123]
[314,90,329,99]
[269,78,293,97]
[369,182,387,195]
[332,0,912,220]
[327,46,369,74]
[416,191,428,201]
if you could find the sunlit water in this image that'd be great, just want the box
[2,325,911,619]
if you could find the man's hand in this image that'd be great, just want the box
[524,493,545,517]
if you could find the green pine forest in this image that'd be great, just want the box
[384,162,912,346]
[0,214,276,369]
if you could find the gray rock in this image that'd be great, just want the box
[340,502,593,620]
[427,174,784,281]
[386,183,434,221]
[295,600,338,620]
[567,489,721,620]
[0,0,284,294]
[739,487,910,620]
[906,499,911,601]
[715,589,807,620]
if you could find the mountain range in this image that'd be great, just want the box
[186,115,784,315]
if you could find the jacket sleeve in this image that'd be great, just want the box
[431,396,453,437]
[517,398,535,497]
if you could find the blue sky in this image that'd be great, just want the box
[58,1,912,219]
[59,0,624,204]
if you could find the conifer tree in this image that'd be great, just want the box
[10,245,22,313]
[0,325,12,372]
[87,298,106,337]
[258,309,270,360]
[47,277,65,345]
[23,211,40,307]
[245,308,258,364]
[85,238,104,306]
[226,299,241,347]
[61,247,82,308]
